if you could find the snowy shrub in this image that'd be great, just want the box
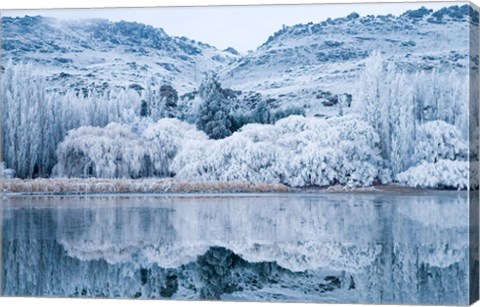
[279,116,382,187]
[172,115,383,187]
[396,160,469,190]
[413,120,468,164]
[169,138,214,179]
[283,145,337,187]
[394,121,469,189]
[172,133,281,183]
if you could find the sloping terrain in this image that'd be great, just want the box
[1,4,474,117]
[223,5,472,116]
[1,15,239,94]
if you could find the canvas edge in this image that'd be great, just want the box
[469,1,480,305]
[0,1,477,304]
[0,8,4,298]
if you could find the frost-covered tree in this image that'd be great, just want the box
[388,72,416,176]
[196,73,232,139]
[141,78,159,120]
[353,51,468,178]
[53,123,148,178]
[53,119,207,179]
[1,61,142,178]
[172,115,382,187]
[141,118,208,177]
[159,84,178,118]
[354,51,392,164]
[1,61,49,178]
[413,120,468,164]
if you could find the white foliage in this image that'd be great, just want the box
[396,160,469,190]
[413,120,468,164]
[1,61,142,178]
[54,119,206,179]
[142,119,209,176]
[352,52,468,178]
[54,123,147,178]
[172,115,382,187]
[396,121,470,190]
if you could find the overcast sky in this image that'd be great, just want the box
[3,2,456,52]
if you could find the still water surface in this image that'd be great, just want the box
[0,192,470,304]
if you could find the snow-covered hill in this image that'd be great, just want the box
[1,4,475,116]
[1,15,239,94]
[223,5,473,116]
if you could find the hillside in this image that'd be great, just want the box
[1,15,239,94]
[1,4,475,117]
[223,5,472,116]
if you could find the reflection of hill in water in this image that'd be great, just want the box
[1,193,470,304]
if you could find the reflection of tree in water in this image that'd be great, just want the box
[55,197,178,246]
[361,199,468,305]
[0,194,470,304]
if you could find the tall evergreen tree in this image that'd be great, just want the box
[196,73,232,139]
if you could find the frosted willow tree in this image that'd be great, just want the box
[53,119,207,178]
[196,73,232,140]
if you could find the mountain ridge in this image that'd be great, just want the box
[1,4,476,116]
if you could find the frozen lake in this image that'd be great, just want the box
[0,192,471,304]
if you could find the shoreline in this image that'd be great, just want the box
[1,178,292,195]
[0,178,463,196]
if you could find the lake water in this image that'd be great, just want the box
[0,192,471,304]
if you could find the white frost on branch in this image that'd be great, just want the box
[54,119,207,179]
[396,160,469,190]
[172,115,383,187]
[413,120,468,164]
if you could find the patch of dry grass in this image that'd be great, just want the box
[0,178,291,194]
